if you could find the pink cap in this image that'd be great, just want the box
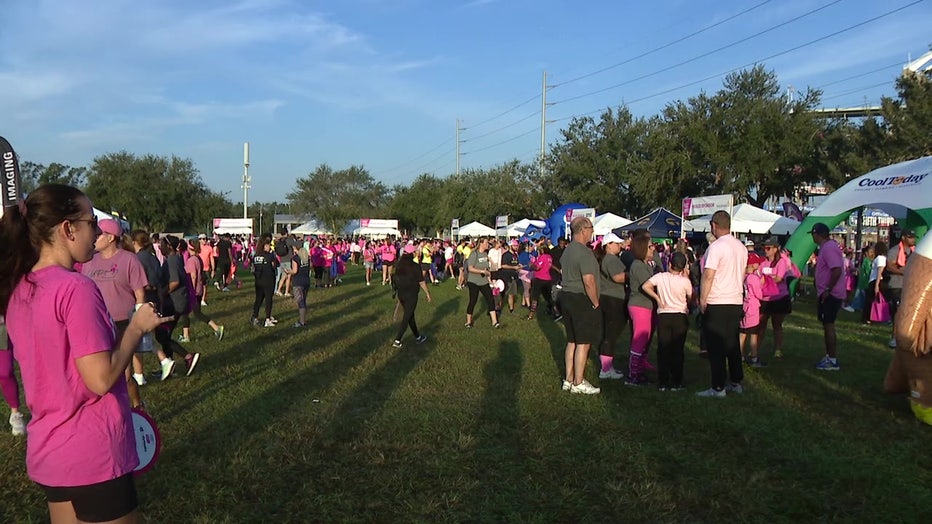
[98,219,122,237]
[403,244,417,254]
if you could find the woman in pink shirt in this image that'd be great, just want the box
[380,239,396,285]
[641,252,693,390]
[0,185,165,524]
[740,253,765,367]
[526,245,555,320]
[758,237,792,359]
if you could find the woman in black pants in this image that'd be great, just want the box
[392,245,432,347]
[596,234,628,379]
[464,238,500,328]
[251,238,279,327]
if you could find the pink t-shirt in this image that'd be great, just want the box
[533,254,553,281]
[760,256,789,301]
[380,244,396,262]
[7,266,137,486]
[816,239,847,299]
[703,234,747,305]
[185,254,205,296]
[198,245,213,272]
[81,249,148,322]
[741,272,763,329]
[647,272,693,314]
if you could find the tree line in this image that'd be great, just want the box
[22,65,931,235]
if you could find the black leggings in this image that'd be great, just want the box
[599,295,628,357]
[216,261,231,287]
[529,278,554,312]
[154,319,188,359]
[466,282,494,315]
[657,312,688,387]
[253,280,275,320]
[395,293,420,341]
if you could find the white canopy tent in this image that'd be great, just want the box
[353,226,400,238]
[456,221,495,237]
[291,219,331,235]
[593,212,632,236]
[684,203,801,235]
[497,218,546,237]
[212,218,253,236]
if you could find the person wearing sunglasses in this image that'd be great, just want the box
[0,184,168,523]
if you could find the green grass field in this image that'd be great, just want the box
[2,266,930,523]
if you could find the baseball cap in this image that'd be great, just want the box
[902,228,917,237]
[509,239,519,247]
[744,238,755,247]
[98,219,122,237]
[198,233,207,239]
[403,244,417,254]
[809,222,830,236]
[762,236,781,247]
[602,233,624,244]
[747,252,765,266]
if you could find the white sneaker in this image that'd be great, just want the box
[695,387,726,398]
[201,300,208,307]
[726,382,744,394]
[561,380,571,391]
[570,380,601,395]
[598,368,626,380]
[888,338,897,348]
[9,412,25,436]
[842,305,855,313]
[133,373,147,386]
[264,319,275,328]
[160,360,176,381]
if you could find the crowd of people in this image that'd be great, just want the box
[0,183,925,522]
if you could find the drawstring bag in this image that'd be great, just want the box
[870,293,891,323]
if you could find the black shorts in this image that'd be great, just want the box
[40,473,138,523]
[740,324,760,335]
[420,263,432,271]
[817,296,843,324]
[383,260,395,267]
[761,296,792,316]
[559,292,602,345]
[313,266,324,279]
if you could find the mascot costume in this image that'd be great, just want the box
[884,231,932,425]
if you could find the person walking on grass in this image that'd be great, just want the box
[251,238,279,328]
[154,236,202,379]
[595,233,628,381]
[758,237,792,360]
[464,238,500,329]
[179,239,224,342]
[197,234,213,306]
[641,252,693,391]
[1,316,26,435]
[811,223,845,371]
[391,245,432,347]
[81,219,148,409]
[526,245,556,320]
[697,210,747,398]
[363,241,376,286]
[1,184,168,524]
[214,233,233,292]
[862,241,887,325]
[559,217,602,395]
[290,242,311,328]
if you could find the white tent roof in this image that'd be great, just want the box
[457,221,495,236]
[684,203,801,235]
[497,218,546,237]
[593,212,632,236]
[353,226,400,238]
[292,219,331,235]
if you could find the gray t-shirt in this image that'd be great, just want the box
[466,250,491,286]
[627,259,655,309]
[600,254,627,299]
[887,244,910,289]
[560,241,599,295]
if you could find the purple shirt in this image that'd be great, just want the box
[81,249,149,322]
[815,240,846,299]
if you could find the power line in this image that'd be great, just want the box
[551,0,774,88]
[551,0,843,106]
[377,137,454,175]
[550,1,924,123]
[462,110,540,143]
[462,127,538,155]
[464,93,542,130]
[816,61,903,89]
[821,81,894,103]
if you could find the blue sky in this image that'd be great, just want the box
[1,0,929,203]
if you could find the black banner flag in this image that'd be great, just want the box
[0,136,23,209]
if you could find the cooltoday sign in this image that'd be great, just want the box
[856,173,928,190]
[682,194,733,217]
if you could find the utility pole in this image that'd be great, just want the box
[242,142,251,219]
[455,119,461,177]
[540,71,548,177]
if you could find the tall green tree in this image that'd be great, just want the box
[286,164,390,234]
[390,174,444,235]
[84,151,229,232]
[877,69,932,164]
[20,161,87,194]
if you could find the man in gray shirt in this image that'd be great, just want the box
[885,229,918,347]
[559,217,602,395]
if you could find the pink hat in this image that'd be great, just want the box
[747,253,765,266]
[403,244,417,254]
[98,219,122,237]
[509,239,519,247]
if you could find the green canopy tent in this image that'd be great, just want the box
[785,156,932,272]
